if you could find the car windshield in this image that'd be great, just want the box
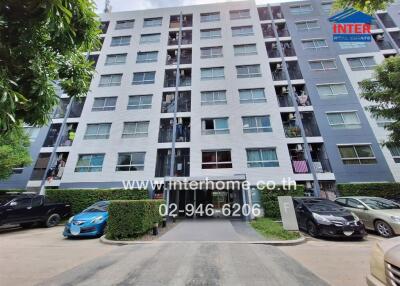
[359,198,400,210]
[303,199,342,212]
[83,202,109,212]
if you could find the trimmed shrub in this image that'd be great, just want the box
[260,185,304,219]
[337,183,400,197]
[46,189,149,214]
[106,200,164,240]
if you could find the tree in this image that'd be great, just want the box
[333,0,395,14]
[0,0,100,132]
[360,56,400,147]
[0,124,32,180]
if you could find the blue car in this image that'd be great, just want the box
[63,201,109,238]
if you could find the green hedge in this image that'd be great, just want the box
[47,189,149,214]
[260,185,304,219]
[106,200,164,240]
[337,183,400,197]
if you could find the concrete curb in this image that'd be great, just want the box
[99,235,307,246]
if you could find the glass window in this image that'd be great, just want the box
[115,19,134,30]
[316,83,348,98]
[110,36,131,46]
[143,17,162,27]
[302,39,328,49]
[75,154,105,172]
[92,97,117,111]
[201,12,220,22]
[140,33,161,44]
[105,53,127,65]
[239,88,266,103]
[232,26,254,37]
[290,4,313,15]
[321,2,333,14]
[295,20,319,31]
[242,116,272,133]
[202,150,232,169]
[338,144,377,164]
[247,148,279,167]
[132,72,155,85]
[347,57,377,71]
[99,74,122,87]
[136,51,158,63]
[127,95,152,110]
[84,123,111,139]
[201,90,227,105]
[201,67,224,80]
[200,28,222,39]
[13,198,32,209]
[309,59,337,71]
[236,65,261,78]
[234,44,257,56]
[388,146,400,163]
[327,111,361,129]
[338,42,367,49]
[201,46,223,58]
[116,152,145,171]
[230,9,251,20]
[201,118,229,135]
[122,121,149,138]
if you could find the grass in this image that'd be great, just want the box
[250,218,301,241]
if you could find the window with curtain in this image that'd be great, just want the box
[230,9,251,20]
[105,53,127,65]
[127,95,152,109]
[132,72,155,85]
[200,28,222,39]
[75,154,105,172]
[242,116,272,133]
[326,111,361,129]
[201,46,223,58]
[239,88,266,103]
[115,19,134,30]
[122,121,149,138]
[110,36,131,46]
[316,83,348,98]
[201,118,229,134]
[99,74,122,87]
[200,67,224,80]
[202,150,232,169]
[92,97,117,111]
[347,57,377,71]
[295,20,319,31]
[290,4,313,15]
[236,65,261,78]
[302,39,328,49]
[232,26,254,37]
[140,33,161,44]
[201,90,227,105]
[136,51,158,63]
[200,12,220,22]
[116,152,145,171]
[84,123,111,139]
[309,59,337,71]
[247,148,279,167]
[388,146,400,163]
[143,17,162,27]
[234,44,257,56]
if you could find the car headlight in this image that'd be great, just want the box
[68,216,74,223]
[91,216,104,224]
[390,215,400,223]
[312,213,330,223]
[351,212,360,222]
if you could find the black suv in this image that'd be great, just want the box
[0,193,71,228]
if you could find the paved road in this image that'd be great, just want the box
[159,218,265,241]
[41,243,328,286]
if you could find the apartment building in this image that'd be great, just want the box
[2,0,400,206]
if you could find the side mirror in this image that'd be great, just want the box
[9,201,17,207]
[356,205,366,210]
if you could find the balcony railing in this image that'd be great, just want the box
[161,98,191,113]
[164,77,192,88]
[158,126,190,143]
[284,125,301,137]
[166,55,192,65]
[155,150,190,177]
[313,159,332,173]
[303,120,321,137]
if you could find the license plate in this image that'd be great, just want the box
[343,230,353,236]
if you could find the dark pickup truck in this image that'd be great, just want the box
[0,193,71,228]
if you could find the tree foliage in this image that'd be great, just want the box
[333,0,395,14]
[0,0,100,132]
[0,125,32,180]
[360,56,400,147]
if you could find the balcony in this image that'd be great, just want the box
[276,23,290,37]
[271,6,283,19]
[377,13,396,28]
[373,33,394,50]
[266,41,296,58]
[158,118,190,143]
[30,152,69,181]
[43,123,78,147]
[99,21,109,34]
[275,84,311,107]
[164,69,191,87]
[30,153,50,180]
[168,30,192,45]
[155,148,190,177]
[288,143,332,173]
[169,14,193,28]
[389,31,400,48]
[271,62,303,81]
[281,112,320,137]
[258,7,271,21]
[53,97,85,119]
[261,23,274,38]
[166,48,192,65]
[161,91,191,113]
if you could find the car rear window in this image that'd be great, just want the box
[303,200,343,212]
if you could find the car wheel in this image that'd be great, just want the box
[20,222,35,228]
[45,213,61,228]
[307,220,319,237]
[374,220,394,238]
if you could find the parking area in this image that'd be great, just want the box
[279,233,384,286]
[0,226,117,286]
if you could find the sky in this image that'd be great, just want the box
[94,0,299,13]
